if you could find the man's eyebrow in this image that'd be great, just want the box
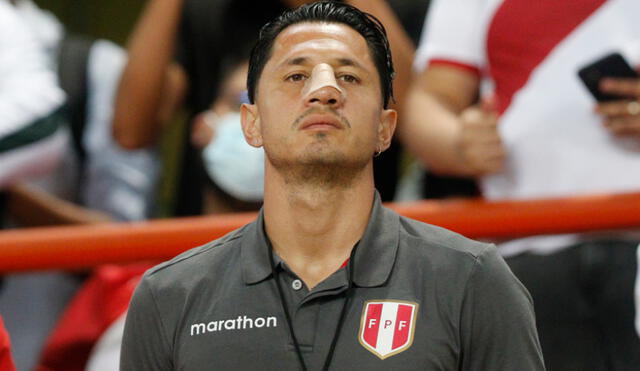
[287,56,309,66]
[277,56,310,69]
[335,57,363,69]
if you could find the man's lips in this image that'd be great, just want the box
[299,114,344,130]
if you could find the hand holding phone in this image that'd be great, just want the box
[578,52,640,137]
[578,52,639,102]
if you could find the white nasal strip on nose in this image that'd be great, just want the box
[302,63,344,99]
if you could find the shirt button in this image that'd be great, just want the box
[291,279,303,291]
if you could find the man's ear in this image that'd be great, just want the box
[240,103,263,148]
[377,108,397,152]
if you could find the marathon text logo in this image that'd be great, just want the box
[190,315,277,336]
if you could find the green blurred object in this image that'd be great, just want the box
[157,111,189,218]
[33,0,145,45]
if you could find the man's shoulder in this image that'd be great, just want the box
[142,221,252,284]
[396,212,493,262]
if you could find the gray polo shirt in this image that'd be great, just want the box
[121,194,545,370]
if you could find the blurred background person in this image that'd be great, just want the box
[403,0,640,369]
[189,51,265,213]
[0,2,69,370]
[1,1,177,369]
[5,0,173,226]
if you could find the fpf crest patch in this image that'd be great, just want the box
[358,300,418,359]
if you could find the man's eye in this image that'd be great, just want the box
[339,74,359,83]
[286,73,307,82]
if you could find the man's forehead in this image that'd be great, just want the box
[269,22,372,66]
[276,22,360,43]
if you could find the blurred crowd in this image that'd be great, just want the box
[0,0,639,370]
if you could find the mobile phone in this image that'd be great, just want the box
[577,52,639,101]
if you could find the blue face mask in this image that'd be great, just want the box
[202,111,264,202]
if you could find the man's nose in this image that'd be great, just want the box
[303,64,345,107]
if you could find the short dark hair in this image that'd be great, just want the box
[247,1,395,108]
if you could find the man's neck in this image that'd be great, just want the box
[263,166,375,289]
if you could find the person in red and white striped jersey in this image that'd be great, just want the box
[405,0,640,369]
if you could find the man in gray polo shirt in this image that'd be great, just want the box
[120,2,545,370]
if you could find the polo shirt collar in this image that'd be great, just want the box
[241,191,400,287]
[240,210,273,285]
[351,192,400,287]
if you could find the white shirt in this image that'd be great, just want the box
[0,0,65,186]
[0,0,64,137]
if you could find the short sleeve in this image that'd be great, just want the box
[460,246,546,370]
[120,277,173,371]
[413,0,488,73]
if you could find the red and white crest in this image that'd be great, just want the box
[358,300,419,359]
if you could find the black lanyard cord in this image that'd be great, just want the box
[268,241,358,371]
[321,247,355,371]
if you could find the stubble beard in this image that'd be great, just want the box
[266,133,371,190]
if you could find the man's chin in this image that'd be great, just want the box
[267,150,370,188]
[300,151,346,166]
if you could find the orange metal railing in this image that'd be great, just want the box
[1,192,639,273]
